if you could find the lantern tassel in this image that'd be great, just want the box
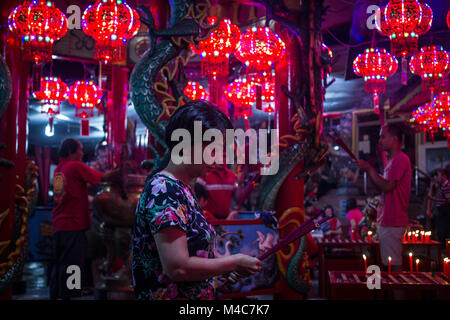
[373,93,380,114]
[402,57,408,86]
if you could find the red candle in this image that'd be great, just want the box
[388,256,392,274]
[409,252,413,273]
[444,258,449,277]
[425,231,431,243]
[408,232,412,243]
[420,231,424,242]
[363,254,367,273]
[416,259,420,273]
[367,231,372,243]
[351,230,355,240]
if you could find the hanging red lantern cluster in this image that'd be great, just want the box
[183,81,208,101]
[411,103,440,138]
[411,92,450,146]
[8,0,68,63]
[353,47,398,114]
[235,26,285,82]
[376,0,432,58]
[68,81,102,136]
[32,76,68,132]
[191,17,240,77]
[224,78,256,118]
[82,0,141,64]
[410,46,450,96]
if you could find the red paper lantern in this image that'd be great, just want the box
[82,0,140,64]
[410,46,450,97]
[32,76,68,132]
[235,26,285,81]
[433,92,450,116]
[376,0,432,58]
[191,17,240,77]
[353,47,398,113]
[184,81,208,101]
[411,103,440,134]
[8,0,68,63]
[447,10,450,29]
[69,81,102,135]
[225,78,255,118]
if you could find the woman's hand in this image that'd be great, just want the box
[232,254,261,277]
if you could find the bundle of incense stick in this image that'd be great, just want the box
[327,132,358,161]
[257,211,330,261]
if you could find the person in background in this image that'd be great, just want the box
[305,201,321,220]
[319,205,343,238]
[357,123,411,272]
[427,168,450,250]
[50,138,106,299]
[193,182,218,224]
[345,198,364,240]
[196,162,240,220]
[131,101,261,300]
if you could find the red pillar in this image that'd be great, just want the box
[273,27,307,300]
[106,66,128,166]
[0,1,30,299]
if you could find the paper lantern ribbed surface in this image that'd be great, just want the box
[353,48,398,113]
[8,0,68,63]
[410,46,450,93]
[225,79,255,118]
[376,0,432,58]
[184,81,208,101]
[32,77,68,110]
[191,17,240,77]
[82,0,140,63]
[68,81,102,118]
[235,26,285,75]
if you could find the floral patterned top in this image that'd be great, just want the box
[131,172,216,300]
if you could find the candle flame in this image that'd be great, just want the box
[363,254,367,260]
[368,231,372,235]
[388,256,391,261]
[409,252,412,257]
[416,259,419,263]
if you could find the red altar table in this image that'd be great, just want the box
[328,271,450,300]
[317,238,442,298]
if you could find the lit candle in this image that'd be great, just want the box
[408,232,412,243]
[409,252,413,273]
[415,231,419,243]
[351,229,355,240]
[444,258,449,277]
[416,259,420,273]
[363,254,367,273]
[425,231,431,243]
[388,256,392,274]
[402,232,406,242]
[420,231,424,242]
[367,231,372,243]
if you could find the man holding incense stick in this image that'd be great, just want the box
[356,124,412,272]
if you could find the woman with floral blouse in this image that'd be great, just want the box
[131,101,261,300]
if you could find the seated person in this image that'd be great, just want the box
[345,198,364,240]
[319,205,343,238]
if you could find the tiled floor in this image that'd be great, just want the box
[12,261,94,300]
